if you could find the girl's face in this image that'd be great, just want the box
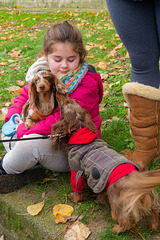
[44,42,80,79]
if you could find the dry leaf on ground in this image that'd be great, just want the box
[0,71,5,75]
[40,177,56,184]
[53,204,74,224]
[16,80,25,86]
[27,201,44,216]
[0,62,8,66]
[5,86,20,92]
[10,50,22,57]
[1,107,8,116]
[64,221,91,240]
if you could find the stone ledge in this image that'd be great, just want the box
[0,190,64,240]
[0,0,106,9]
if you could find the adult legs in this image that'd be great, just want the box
[106,0,160,170]
[106,0,160,88]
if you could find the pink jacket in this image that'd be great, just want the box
[5,71,103,139]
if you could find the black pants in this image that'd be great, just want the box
[106,0,160,88]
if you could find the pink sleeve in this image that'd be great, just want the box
[16,109,60,139]
[5,85,29,123]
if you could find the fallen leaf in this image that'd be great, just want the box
[85,42,99,50]
[0,115,5,121]
[103,89,109,98]
[64,221,91,240]
[40,177,56,184]
[86,55,94,59]
[5,102,11,107]
[112,116,119,121]
[16,80,25,86]
[108,43,123,57]
[53,204,74,224]
[99,104,105,111]
[114,42,123,50]
[1,107,8,116]
[95,61,108,70]
[1,35,13,41]
[25,44,32,49]
[108,48,117,57]
[13,88,22,95]
[109,71,119,76]
[10,50,21,58]
[123,102,128,107]
[41,192,46,200]
[27,201,44,216]
[5,86,20,92]
[125,51,129,58]
[100,73,109,80]
[0,62,8,66]
[0,71,5,75]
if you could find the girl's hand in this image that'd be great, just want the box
[15,117,23,130]
[15,117,23,125]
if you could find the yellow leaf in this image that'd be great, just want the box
[0,115,5,121]
[22,17,30,21]
[53,204,74,224]
[86,55,94,59]
[126,51,129,58]
[27,202,44,216]
[40,177,56,184]
[13,88,22,95]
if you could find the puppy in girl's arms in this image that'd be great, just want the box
[51,96,160,234]
[22,70,68,129]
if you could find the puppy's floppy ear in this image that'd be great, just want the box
[29,76,39,104]
[56,92,68,109]
[54,75,68,94]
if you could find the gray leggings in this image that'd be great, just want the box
[1,133,69,174]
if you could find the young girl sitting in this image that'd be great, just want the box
[0,21,103,193]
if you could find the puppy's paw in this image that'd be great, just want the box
[150,222,160,232]
[112,224,122,234]
[25,118,35,129]
[68,192,84,203]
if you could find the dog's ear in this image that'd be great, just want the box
[29,76,39,105]
[54,75,68,94]
[51,119,70,150]
[56,92,69,109]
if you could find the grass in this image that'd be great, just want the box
[0,6,160,240]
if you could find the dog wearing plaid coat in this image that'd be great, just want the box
[51,96,160,234]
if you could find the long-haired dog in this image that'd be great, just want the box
[22,70,68,129]
[51,96,160,234]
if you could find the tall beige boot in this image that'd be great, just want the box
[122,82,160,171]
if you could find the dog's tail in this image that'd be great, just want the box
[118,169,160,223]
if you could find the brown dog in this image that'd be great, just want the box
[51,96,160,234]
[22,70,68,129]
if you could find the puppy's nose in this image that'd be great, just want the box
[39,85,45,90]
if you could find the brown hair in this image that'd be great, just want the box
[43,21,87,64]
